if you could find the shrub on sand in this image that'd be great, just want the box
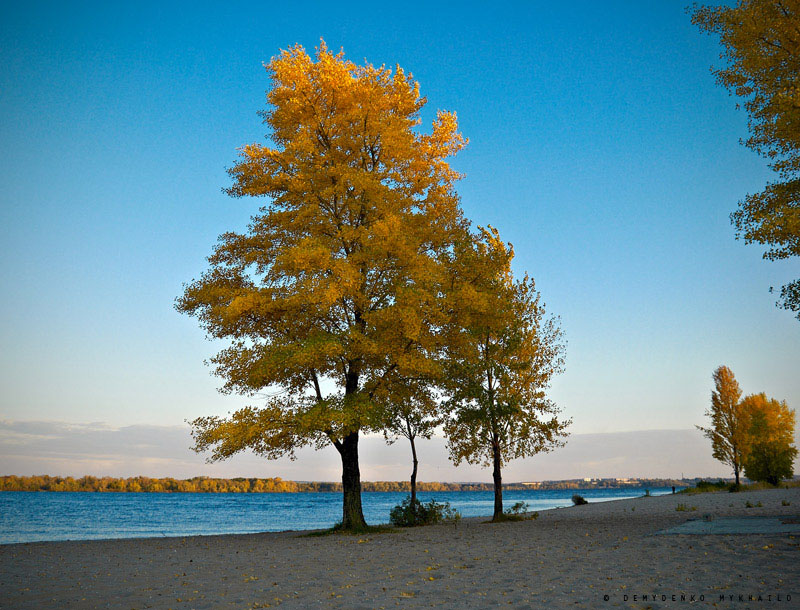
[679,480,738,494]
[389,496,460,527]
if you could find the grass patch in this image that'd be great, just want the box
[675,503,697,512]
[486,502,540,523]
[486,513,539,523]
[748,480,800,490]
[490,512,526,523]
[679,480,734,494]
[303,522,398,537]
[680,479,800,495]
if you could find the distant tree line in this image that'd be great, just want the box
[0,475,687,493]
[0,476,302,493]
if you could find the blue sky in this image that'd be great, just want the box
[1,1,798,478]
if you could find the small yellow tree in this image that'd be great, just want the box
[697,365,748,486]
[444,228,569,521]
[177,42,467,530]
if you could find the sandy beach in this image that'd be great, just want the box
[1,487,798,609]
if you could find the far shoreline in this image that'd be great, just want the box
[1,473,704,493]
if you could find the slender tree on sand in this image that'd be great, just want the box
[443,227,569,521]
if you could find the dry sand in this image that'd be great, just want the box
[1,487,798,609]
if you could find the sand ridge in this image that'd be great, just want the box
[1,487,798,608]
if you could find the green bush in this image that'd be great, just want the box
[744,442,796,486]
[505,501,529,516]
[696,479,730,491]
[389,496,460,527]
[681,479,738,494]
[571,494,588,506]
[493,500,534,522]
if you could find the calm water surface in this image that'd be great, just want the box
[0,487,678,544]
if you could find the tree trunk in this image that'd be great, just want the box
[492,438,503,520]
[409,433,418,511]
[336,431,367,530]
[734,464,740,487]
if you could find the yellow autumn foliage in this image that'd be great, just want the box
[176,41,470,528]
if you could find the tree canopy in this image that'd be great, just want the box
[177,41,468,529]
[698,366,796,486]
[443,227,569,520]
[741,392,797,484]
[382,378,441,514]
[692,1,800,319]
[697,365,748,485]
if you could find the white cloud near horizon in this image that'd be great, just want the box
[2,419,785,482]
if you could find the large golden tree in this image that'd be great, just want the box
[177,42,467,529]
